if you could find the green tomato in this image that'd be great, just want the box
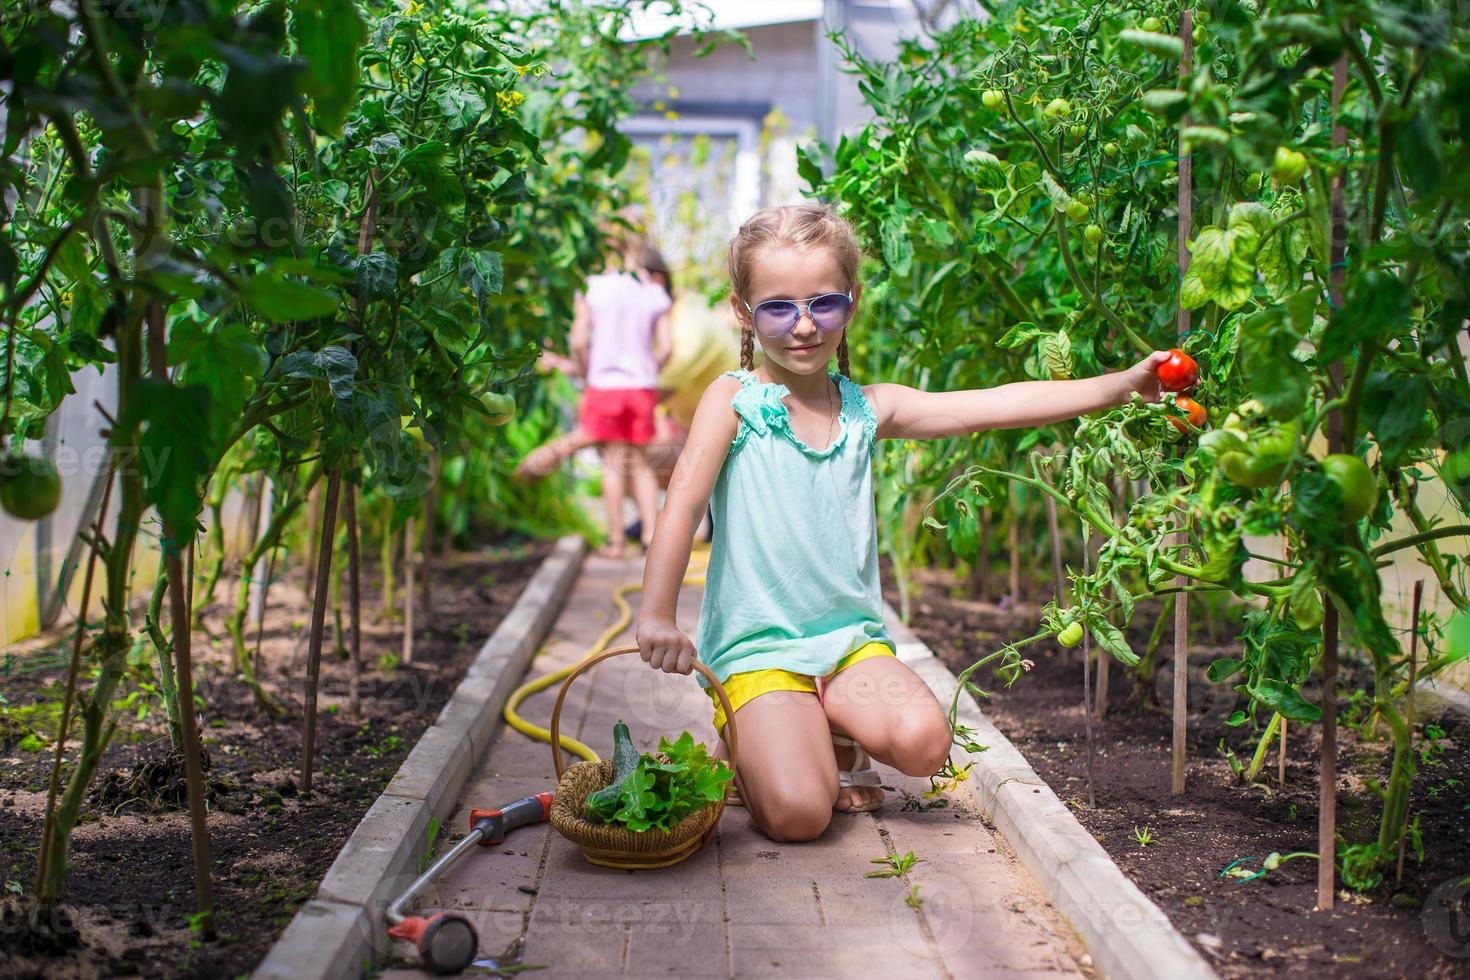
[1254,418,1297,463]
[1321,453,1378,521]
[1057,621,1085,648]
[480,391,517,426]
[0,454,62,521]
[1068,123,1086,141]
[982,89,1005,110]
[1065,200,1089,222]
[1044,97,1072,118]
[1193,24,1206,45]
[1084,223,1103,243]
[1141,16,1164,32]
[1218,451,1287,490]
[1272,145,1307,184]
[1102,141,1120,157]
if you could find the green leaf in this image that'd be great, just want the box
[881,210,913,277]
[352,252,398,303]
[1447,609,1470,663]
[1398,102,1443,198]
[1180,207,1264,311]
[1038,171,1071,213]
[135,379,212,536]
[291,0,366,135]
[997,321,1042,350]
[436,86,486,130]
[1252,678,1321,723]
[1041,331,1073,380]
[1141,88,1188,114]
[458,250,504,301]
[1088,618,1139,667]
[171,319,267,455]
[240,270,340,323]
[1206,658,1243,682]
[796,141,826,190]
[1238,307,1309,420]
[1362,371,1427,467]
[1120,30,1184,59]
[1321,269,1409,363]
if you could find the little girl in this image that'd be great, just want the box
[515,231,673,558]
[635,204,1171,842]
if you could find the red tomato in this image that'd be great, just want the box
[1157,347,1199,391]
[1168,396,1208,433]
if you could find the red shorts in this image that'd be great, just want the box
[579,387,659,445]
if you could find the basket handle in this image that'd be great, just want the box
[548,643,739,783]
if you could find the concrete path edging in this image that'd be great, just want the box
[883,601,1220,980]
[253,535,587,980]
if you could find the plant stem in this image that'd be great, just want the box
[34,457,112,898]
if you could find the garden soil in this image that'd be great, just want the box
[0,538,551,979]
[881,560,1469,980]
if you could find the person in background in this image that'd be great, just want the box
[515,230,673,559]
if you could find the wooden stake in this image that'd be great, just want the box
[1396,579,1424,884]
[1081,522,1095,807]
[380,497,396,617]
[1172,9,1195,798]
[420,485,435,618]
[971,506,991,602]
[1318,51,1350,912]
[345,479,363,719]
[1091,530,1108,719]
[300,470,343,794]
[1045,494,1064,607]
[147,301,216,938]
[1008,486,1021,602]
[402,513,416,666]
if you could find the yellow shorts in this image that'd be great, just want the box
[706,641,897,737]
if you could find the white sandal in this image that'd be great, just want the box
[721,734,882,811]
[830,733,884,813]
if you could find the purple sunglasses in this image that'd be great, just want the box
[742,291,854,339]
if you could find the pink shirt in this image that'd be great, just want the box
[580,271,672,389]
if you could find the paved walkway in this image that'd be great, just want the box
[381,552,1090,979]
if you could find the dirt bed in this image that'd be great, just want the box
[0,538,551,979]
[880,560,1469,979]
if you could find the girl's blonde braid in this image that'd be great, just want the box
[837,332,850,380]
[740,326,755,371]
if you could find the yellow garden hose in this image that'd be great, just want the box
[501,542,712,764]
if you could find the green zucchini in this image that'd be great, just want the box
[584,720,640,821]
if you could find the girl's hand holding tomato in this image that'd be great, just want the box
[1156,348,1199,391]
[1120,349,1176,404]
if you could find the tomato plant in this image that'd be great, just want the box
[0,0,715,921]
[805,0,1470,888]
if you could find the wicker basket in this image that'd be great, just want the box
[547,644,740,870]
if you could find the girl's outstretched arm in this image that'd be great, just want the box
[866,350,1172,441]
[636,374,743,674]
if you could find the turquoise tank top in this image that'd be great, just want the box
[693,368,897,689]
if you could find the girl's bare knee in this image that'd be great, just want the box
[752,788,831,842]
[890,713,954,777]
